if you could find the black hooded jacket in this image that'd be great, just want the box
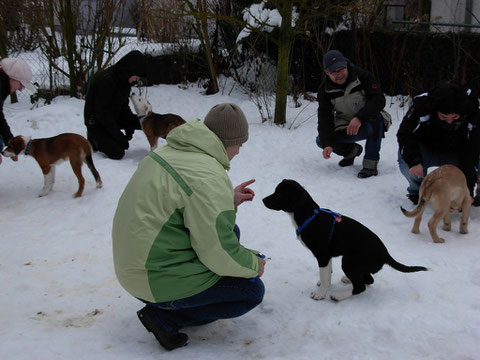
[84,50,147,148]
[0,69,14,144]
[397,91,480,194]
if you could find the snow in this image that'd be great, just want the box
[1,81,479,360]
[237,1,298,44]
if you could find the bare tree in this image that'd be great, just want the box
[30,0,129,98]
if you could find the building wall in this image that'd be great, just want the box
[430,0,479,32]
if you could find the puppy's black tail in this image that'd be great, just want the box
[387,255,428,273]
[85,153,103,188]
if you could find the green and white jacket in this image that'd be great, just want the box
[112,119,260,303]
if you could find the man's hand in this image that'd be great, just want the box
[258,257,266,277]
[234,179,255,207]
[346,117,362,135]
[409,164,424,178]
[323,146,333,159]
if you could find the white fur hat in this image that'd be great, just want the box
[0,58,35,91]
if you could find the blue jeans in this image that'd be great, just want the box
[140,225,264,333]
[316,116,384,162]
[397,145,459,195]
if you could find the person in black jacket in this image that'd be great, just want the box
[84,50,147,160]
[0,58,35,165]
[317,50,389,178]
[397,82,480,206]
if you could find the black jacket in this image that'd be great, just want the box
[397,93,480,194]
[0,69,14,144]
[317,63,386,148]
[84,50,147,148]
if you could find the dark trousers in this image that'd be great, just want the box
[140,225,265,333]
[87,127,126,160]
[397,145,459,196]
[316,116,384,161]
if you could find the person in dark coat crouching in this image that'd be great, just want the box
[84,50,147,160]
[397,81,480,206]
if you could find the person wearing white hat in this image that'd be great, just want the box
[0,58,35,164]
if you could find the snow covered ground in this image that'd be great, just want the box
[1,81,479,360]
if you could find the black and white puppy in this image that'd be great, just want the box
[262,179,428,301]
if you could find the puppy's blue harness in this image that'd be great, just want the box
[296,208,342,240]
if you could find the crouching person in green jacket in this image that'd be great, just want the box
[112,103,266,351]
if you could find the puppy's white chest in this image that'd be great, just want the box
[288,213,308,248]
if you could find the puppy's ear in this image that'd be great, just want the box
[9,138,25,155]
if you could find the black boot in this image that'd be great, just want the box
[338,144,363,167]
[137,306,189,351]
[357,168,378,178]
[472,194,480,207]
[407,193,419,205]
[357,159,378,178]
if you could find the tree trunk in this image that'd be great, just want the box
[61,0,79,97]
[199,0,218,94]
[274,0,293,125]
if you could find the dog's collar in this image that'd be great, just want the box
[24,139,33,156]
[296,208,342,239]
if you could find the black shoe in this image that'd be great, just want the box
[137,306,188,351]
[407,193,419,205]
[357,168,378,178]
[473,195,480,207]
[88,138,98,152]
[338,144,363,167]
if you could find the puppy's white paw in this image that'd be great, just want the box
[341,275,351,284]
[330,289,353,302]
[38,190,50,197]
[311,290,327,300]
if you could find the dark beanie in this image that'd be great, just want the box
[204,103,249,147]
[430,82,469,115]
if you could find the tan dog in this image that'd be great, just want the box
[2,133,102,198]
[401,164,471,243]
[130,93,186,151]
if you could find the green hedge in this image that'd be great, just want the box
[291,29,480,96]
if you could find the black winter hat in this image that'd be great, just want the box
[114,50,147,79]
[430,82,470,115]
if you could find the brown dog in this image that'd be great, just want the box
[2,133,102,198]
[401,164,471,243]
[130,93,186,151]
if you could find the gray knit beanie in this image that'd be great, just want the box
[204,103,249,147]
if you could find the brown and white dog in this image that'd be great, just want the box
[401,164,471,243]
[130,93,186,151]
[2,133,102,198]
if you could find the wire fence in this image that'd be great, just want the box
[5,39,163,103]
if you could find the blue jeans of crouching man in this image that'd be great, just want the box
[397,144,459,196]
[140,225,265,333]
[316,116,384,170]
